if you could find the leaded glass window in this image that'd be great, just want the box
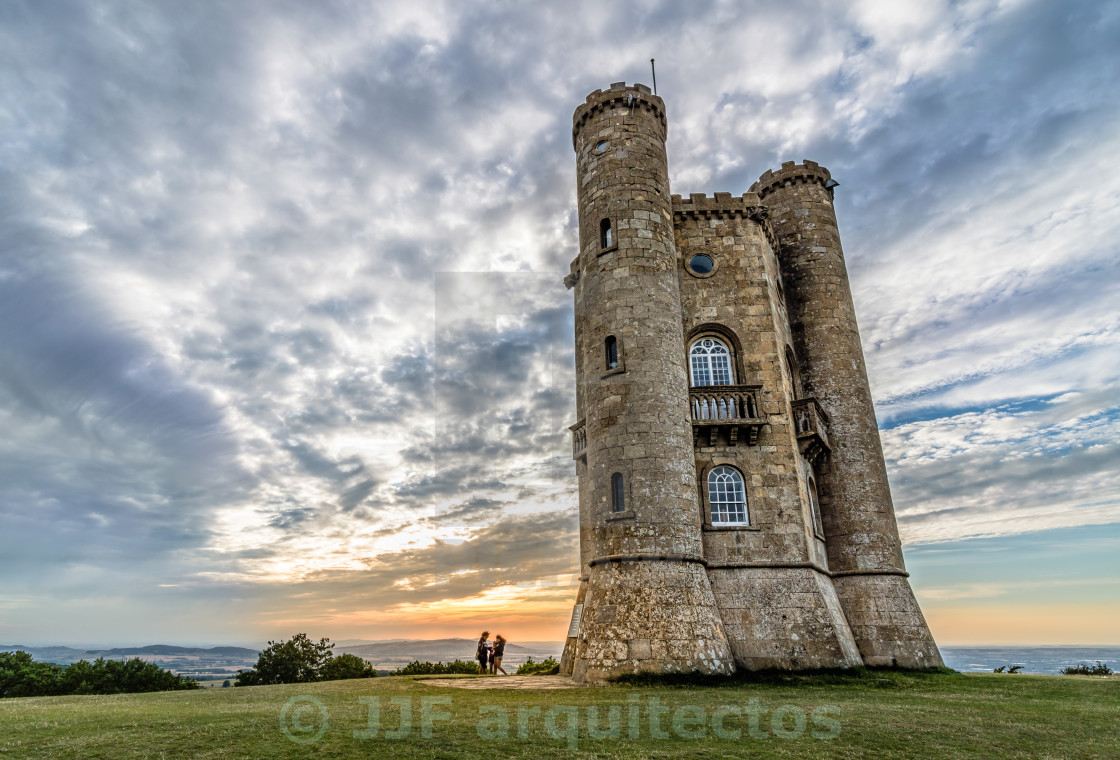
[708,466,747,525]
[689,338,733,387]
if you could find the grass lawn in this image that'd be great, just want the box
[1,670,1117,759]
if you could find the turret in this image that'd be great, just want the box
[563,83,735,681]
[751,161,943,668]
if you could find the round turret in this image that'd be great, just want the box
[566,83,734,681]
[754,160,943,668]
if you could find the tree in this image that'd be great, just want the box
[235,634,334,686]
[0,651,63,698]
[320,653,376,681]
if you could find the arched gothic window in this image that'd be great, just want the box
[708,466,747,525]
[689,338,734,387]
[600,218,613,249]
[609,472,627,514]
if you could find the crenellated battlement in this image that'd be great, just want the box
[672,192,779,253]
[750,160,833,200]
[572,82,666,149]
[671,191,764,216]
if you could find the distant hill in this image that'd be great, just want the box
[85,645,258,657]
[3,639,565,672]
[1,644,88,661]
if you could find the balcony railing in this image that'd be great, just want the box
[792,397,831,463]
[570,419,587,460]
[689,385,765,446]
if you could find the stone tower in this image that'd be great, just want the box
[560,83,942,681]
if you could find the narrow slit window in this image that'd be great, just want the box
[600,218,613,249]
[786,346,802,398]
[610,472,625,512]
[605,335,619,370]
[808,476,824,537]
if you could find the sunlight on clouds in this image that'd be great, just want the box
[371,581,577,622]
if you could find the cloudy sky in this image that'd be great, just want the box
[2,0,1117,648]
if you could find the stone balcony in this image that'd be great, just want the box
[792,397,831,464]
[689,385,765,446]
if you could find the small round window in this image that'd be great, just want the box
[687,254,714,275]
[594,140,609,153]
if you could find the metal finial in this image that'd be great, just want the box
[650,58,657,95]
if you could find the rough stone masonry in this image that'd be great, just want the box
[559,82,943,683]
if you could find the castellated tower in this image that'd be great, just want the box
[562,82,736,683]
[560,83,942,681]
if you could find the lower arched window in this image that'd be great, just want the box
[708,466,747,525]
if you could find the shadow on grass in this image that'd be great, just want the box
[610,665,960,689]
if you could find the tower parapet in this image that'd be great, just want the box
[750,160,834,199]
[671,192,780,253]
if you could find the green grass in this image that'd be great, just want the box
[1,671,1117,759]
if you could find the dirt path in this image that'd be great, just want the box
[416,675,588,690]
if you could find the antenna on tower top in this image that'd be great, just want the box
[650,58,658,95]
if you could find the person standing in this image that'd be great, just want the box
[492,635,508,675]
[476,631,491,675]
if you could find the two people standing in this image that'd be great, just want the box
[475,631,508,675]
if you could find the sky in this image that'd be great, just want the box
[1,0,1118,648]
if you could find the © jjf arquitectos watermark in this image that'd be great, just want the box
[279,694,841,748]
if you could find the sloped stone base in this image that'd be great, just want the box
[571,558,735,683]
[708,566,863,670]
[832,573,944,668]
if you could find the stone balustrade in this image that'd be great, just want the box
[688,385,764,446]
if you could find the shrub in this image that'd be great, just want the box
[0,651,197,698]
[993,665,1023,673]
[393,660,480,676]
[516,656,560,676]
[1061,661,1113,676]
[320,653,377,681]
[236,633,333,686]
[0,651,64,698]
